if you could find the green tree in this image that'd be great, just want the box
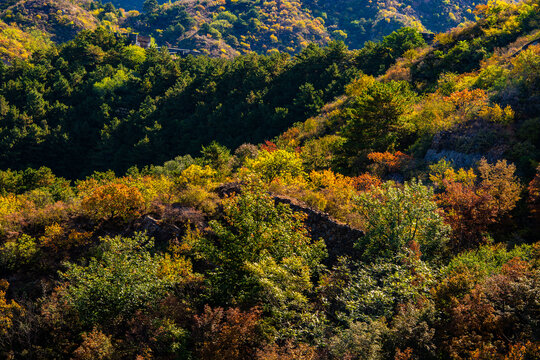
[338,78,416,173]
[143,0,158,13]
[199,141,232,176]
[293,82,324,117]
[381,27,426,60]
[356,28,426,76]
[246,149,304,183]
[61,233,192,327]
[354,180,450,262]
[246,255,324,341]
[194,181,325,302]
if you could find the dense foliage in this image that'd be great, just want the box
[0,0,100,43]
[1,0,484,61]
[0,26,427,178]
[0,0,539,358]
[110,0,481,53]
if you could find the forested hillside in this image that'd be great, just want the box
[0,25,427,178]
[0,0,116,62]
[0,0,100,42]
[0,0,539,359]
[0,19,51,62]
[126,0,330,56]
[1,0,486,59]
[124,0,482,55]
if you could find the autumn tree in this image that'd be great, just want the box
[72,328,114,360]
[246,149,304,183]
[351,173,382,191]
[193,306,262,360]
[436,159,521,250]
[0,280,22,338]
[80,182,145,222]
[477,159,522,215]
[367,151,413,176]
[257,341,318,360]
[440,259,539,359]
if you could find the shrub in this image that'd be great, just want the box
[177,165,217,188]
[80,183,145,222]
[308,170,358,221]
[150,155,196,178]
[177,184,219,214]
[0,234,39,271]
[352,173,382,191]
[439,258,539,359]
[437,159,522,249]
[0,280,23,338]
[246,149,304,183]
[72,328,114,360]
[61,233,192,327]
[256,341,318,359]
[193,306,262,360]
[233,143,259,169]
[367,151,413,176]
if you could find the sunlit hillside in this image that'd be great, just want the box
[0,0,539,358]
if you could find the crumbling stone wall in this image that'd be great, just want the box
[273,195,364,262]
[132,183,364,262]
[218,183,364,262]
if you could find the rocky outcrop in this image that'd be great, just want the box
[426,119,509,168]
[216,182,242,198]
[130,205,208,244]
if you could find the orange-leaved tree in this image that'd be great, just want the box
[352,173,382,191]
[81,183,145,222]
[436,159,521,250]
[439,258,539,360]
[72,327,114,360]
[367,151,413,176]
[193,306,262,360]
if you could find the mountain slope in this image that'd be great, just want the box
[272,0,540,177]
[0,0,100,42]
[305,0,478,46]
[0,19,51,63]
[121,0,484,55]
[0,0,487,57]
[0,2,539,358]
[125,0,330,56]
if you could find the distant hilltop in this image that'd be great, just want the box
[127,33,201,56]
[1,0,488,60]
